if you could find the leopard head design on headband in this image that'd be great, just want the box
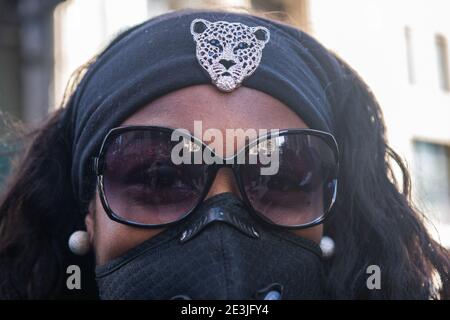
[190,18,270,92]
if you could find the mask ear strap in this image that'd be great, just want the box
[179,206,260,243]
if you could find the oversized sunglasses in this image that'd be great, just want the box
[94,126,339,229]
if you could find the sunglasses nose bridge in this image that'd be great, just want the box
[204,166,243,201]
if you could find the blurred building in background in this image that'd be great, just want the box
[1,0,449,246]
[0,0,63,181]
[0,0,63,123]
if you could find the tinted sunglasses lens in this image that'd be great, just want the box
[102,130,207,225]
[241,133,338,227]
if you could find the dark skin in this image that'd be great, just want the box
[86,84,323,266]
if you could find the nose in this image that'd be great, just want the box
[219,59,236,70]
[206,168,242,200]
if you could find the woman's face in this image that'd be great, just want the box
[86,84,323,265]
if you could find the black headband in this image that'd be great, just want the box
[65,9,346,204]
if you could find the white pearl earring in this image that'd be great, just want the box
[320,236,335,259]
[68,230,91,256]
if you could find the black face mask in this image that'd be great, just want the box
[95,193,328,299]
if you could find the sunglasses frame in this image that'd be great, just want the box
[94,125,339,230]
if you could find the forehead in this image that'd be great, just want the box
[122,85,307,133]
[121,85,307,156]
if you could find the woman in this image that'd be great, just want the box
[0,9,448,299]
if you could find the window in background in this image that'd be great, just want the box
[413,140,450,224]
[435,34,450,92]
[404,26,415,84]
